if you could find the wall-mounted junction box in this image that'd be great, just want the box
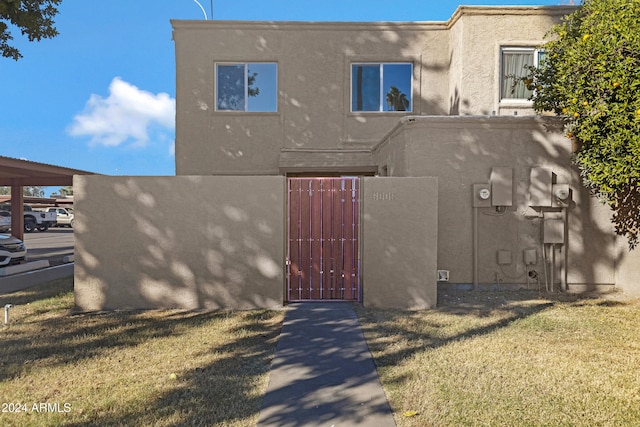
[543,218,565,244]
[490,167,513,206]
[437,270,450,282]
[529,167,554,207]
[524,249,537,265]
[497,250,512,265]
[473,184,492,208]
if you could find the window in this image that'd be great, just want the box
[500,47,543,101]
[216,63,277,112]
[351,63,412,112]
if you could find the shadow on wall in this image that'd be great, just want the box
[179,21,459,176]
[74,175,285,311]
[375,116,618,289]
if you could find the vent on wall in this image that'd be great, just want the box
[437,270,450,282]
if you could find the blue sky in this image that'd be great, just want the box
[1,0,571,195]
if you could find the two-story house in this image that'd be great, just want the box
[74,6,640,311]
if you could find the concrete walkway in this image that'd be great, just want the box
[257,302,396,427]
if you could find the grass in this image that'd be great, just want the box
[0,278,284,427]
[3,280,640,426]
[356,291,640,427]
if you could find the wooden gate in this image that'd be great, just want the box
[287,177,360,301]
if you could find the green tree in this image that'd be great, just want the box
[50,186,72,198]
[526,0,640,247]
[0,0,61,60]
[385,86,409,111]
[0,186,45,197]
[23,186,44,197]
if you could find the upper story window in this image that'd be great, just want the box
[500,47,543,101]
[351,63,413,112]
[216,63,278,112]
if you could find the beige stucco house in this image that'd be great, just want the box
[74,5,640,312]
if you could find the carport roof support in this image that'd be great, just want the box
[0,155,96,240]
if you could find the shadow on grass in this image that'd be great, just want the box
[0,276,72,307]
[0,279,284,426]
[357,289,639,374]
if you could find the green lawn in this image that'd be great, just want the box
[0,278,284,427]
[2,280,639,426]
[357,291,640,426]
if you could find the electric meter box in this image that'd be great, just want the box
[529,167,553,207]
[473,184,492,208]
[552,184,571,207]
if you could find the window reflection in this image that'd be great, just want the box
[216,63,278,112]
[352,63,412,112]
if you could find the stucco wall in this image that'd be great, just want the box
[449,7,573,116]
[172,7,575,176]
[362,177,438,309]
[374,116,619,291]
[172,20,448,176]
[74,175,285,311]
[615,240,640,298]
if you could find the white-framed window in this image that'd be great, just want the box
[351,63,413,112]
[216,63,278,112]
[500,47,543,101]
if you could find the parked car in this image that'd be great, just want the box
[47,207,74,228]
[0,204,57,232]
[0,211,10,232]
[0,233,27,266]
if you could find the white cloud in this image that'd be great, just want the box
[68,77,175,147]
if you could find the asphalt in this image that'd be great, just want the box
[257,302,396,427]
[0,263,74,294]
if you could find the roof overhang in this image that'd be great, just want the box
[0,155,96,187]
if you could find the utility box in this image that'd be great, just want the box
[524,249,537,265]
[552,184,571,207]
[473,184,492,208]
[490,167,513,206]
[543,219,565,244]
[529,167,553,207]
[497,250,512,265]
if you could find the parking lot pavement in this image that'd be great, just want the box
[0,228,74,292]
[22,228,74,266]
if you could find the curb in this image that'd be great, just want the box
[0,263,74,294]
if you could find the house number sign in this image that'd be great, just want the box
[371,192,396,201]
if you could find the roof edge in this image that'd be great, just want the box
[171,5,579,31]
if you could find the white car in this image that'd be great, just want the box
[47,207,74,228]
[0,234,27,267]
[0,211,10,232]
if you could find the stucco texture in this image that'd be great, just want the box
[362,177,438,309]
[74,175,285,311]
[374,116,621,292]
[172,7,573,176]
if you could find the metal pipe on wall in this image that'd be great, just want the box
[473,206,479,290]
[551,244,556,292]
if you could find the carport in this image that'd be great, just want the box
[0,155,95,240]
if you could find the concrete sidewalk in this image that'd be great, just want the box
[257,302,396,427]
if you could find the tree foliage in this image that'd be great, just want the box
[527,0,640,247]
[0,186,45,196]
[0,0,61,60]
[386,86,410,111]
[50,185,73,198]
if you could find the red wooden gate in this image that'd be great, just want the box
[287,177,360,301]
